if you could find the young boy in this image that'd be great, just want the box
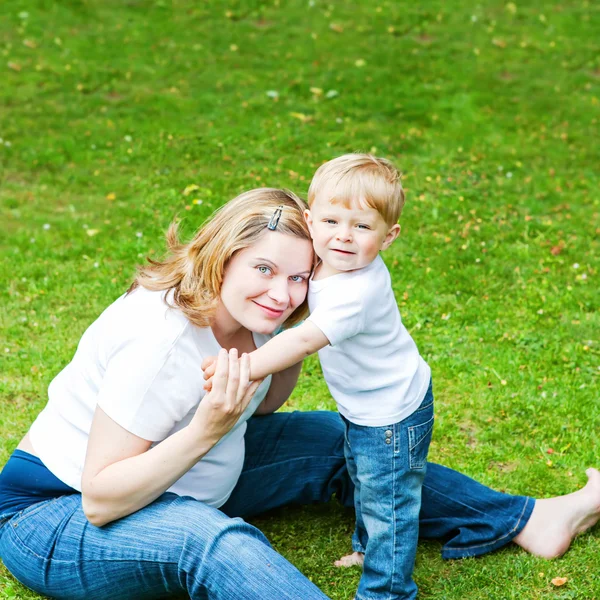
[209,154,432,599]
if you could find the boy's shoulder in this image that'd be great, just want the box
[350,255,392,290]
[311,256,392,304]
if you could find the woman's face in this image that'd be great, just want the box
[219,231,314,334]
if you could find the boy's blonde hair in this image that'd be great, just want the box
[129,188,312,328]
[307,153,404,227]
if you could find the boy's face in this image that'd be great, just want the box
[304,196,400,275]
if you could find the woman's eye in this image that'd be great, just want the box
[290,275,306,283]
[257,266,272,275]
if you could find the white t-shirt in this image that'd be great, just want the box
[307,255,431,427]
[29,287,272,508]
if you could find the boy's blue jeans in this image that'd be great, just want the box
[0,410,533,600]
[343,381,434,600]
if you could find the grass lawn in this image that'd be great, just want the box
[1,0,598,598]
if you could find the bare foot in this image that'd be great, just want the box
[334,551,364,568]
[514,468,600,558]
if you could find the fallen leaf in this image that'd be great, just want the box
[86,229,99,237]
[8,62,22,72]
[183,184,200,196]
[310,87,323,96]
[550,245,562,255]
[290,112,312,122]
[106,192,116,201]
[547,448,555,454]
[551,577,568,587]
[329,23,344,33]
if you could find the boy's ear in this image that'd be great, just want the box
[304,209,314,236]
[381,223,401,251]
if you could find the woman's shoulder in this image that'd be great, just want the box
[93,287,193,352]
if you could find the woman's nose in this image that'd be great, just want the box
[268,278,290,304]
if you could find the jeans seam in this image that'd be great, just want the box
[389,446,396,599]
[408,416,434,471]
[239,455,345,473]
[7,525,181,565]
[414,400,433,413]
[445,496,532,552]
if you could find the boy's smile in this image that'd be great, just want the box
[305,198,400,278]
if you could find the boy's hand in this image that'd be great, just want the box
[202,355,218,391]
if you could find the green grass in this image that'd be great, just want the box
[1,0,598,598]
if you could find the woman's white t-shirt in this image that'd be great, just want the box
[28,287,271,509]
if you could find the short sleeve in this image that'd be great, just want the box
[96,330,199,442]
[307,286,365,346]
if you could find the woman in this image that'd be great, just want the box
[0,188,598,600]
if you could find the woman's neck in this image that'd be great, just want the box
[211,303,256,353]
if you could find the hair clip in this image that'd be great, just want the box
[267,205,284,231]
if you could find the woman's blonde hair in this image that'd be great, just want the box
[307,153,405,227]
[129,188,312,328]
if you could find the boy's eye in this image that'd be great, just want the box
[289,275,306,283]
[257,265,272,275]
[324,219,337,225]
[357,224,370,230]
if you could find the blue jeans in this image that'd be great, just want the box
[0,411,533,600]
[343,383,434,600]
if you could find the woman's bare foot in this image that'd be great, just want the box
[514,468,600,558]
[334,551,364,568]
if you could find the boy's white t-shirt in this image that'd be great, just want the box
[307,255,431,427]
[28,286,272,509]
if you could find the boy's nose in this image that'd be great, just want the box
[336,227,352,242]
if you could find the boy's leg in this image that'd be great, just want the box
[336,415,368,567]
[0,493,329,600]
[350,392,434,600]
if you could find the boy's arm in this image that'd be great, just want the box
[249,321,329,382]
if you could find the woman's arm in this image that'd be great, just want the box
[81,349,261,527]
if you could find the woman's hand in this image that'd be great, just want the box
[201,355,217,391]
[192,348,263,444]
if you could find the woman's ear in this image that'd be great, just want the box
[381,223,401,251]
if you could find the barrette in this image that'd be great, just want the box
[267,205,284,230]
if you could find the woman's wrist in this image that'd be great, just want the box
[184,418,222,458]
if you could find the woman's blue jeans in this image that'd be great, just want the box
[0,411,533,600]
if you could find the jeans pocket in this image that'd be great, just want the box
[408,415,434,471]
[11,498,58,529]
